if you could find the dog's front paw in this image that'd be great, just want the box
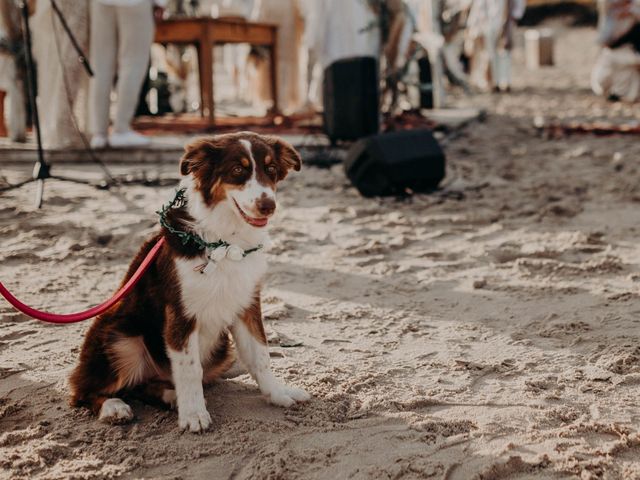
[267,384,311,407]
[178,407,211,433]
[99,398,134,424]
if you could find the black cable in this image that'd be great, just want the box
[49,0,93,76]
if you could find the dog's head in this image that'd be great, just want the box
[179,132,301,229]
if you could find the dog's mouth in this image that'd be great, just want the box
[233,199,269,228]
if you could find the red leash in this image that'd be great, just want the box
[0,237,165,324]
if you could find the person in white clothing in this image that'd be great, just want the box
[591,0,640,102]
[89,0,165,149]
[251,0,305,114]
[465,0,526,92]
[31,0,90,149]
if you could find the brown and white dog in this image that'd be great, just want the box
[70,132,310,432]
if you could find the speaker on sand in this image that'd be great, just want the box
[344,129,446,197]
[323,56,380,142]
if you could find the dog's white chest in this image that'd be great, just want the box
[175,253,267,355]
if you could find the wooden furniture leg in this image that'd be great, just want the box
[196,34,215,123]
[0,91,7,138]
[268,41,279,115]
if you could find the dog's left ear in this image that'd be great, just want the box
[180,137,224,176]
[266,137,302,180]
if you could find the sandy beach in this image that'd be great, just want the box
[1,24,639,479]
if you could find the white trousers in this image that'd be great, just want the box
[31,0,90,148]
[89,0,154,136]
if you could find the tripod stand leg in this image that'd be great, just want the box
[19,0,49,209]
[35,179,44,209]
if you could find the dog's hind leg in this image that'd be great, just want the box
[98,397,134,424]
[220,360,247,379]
[69,334,140,423]
[130,381,176,410]
[70,390,134,424]
[70,375,135,424]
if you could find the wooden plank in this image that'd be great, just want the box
[526,0,595,6]
[209,23,276,45]
[155,21,203,43]
[155,18,276,45]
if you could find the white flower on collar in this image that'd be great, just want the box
[209,247,227,263]
[226,245,245,262]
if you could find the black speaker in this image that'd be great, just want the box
[344,129,446,197]
[323,56,380,142]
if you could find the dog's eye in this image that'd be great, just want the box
[232,166,244,176]
[265,165,277,176]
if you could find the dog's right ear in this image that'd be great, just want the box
[180,137,224,176]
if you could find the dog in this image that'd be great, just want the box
[70,132,310,432]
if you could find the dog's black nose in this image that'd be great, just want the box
[256,197,276,216]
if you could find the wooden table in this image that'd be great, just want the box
[154,17,278,124]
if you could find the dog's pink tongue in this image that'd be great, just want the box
[249,217,268,227]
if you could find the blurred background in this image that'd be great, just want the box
[0,0,637,161]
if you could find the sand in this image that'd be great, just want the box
[1,25,639,479]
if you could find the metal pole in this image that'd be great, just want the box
[18,0,49,208]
